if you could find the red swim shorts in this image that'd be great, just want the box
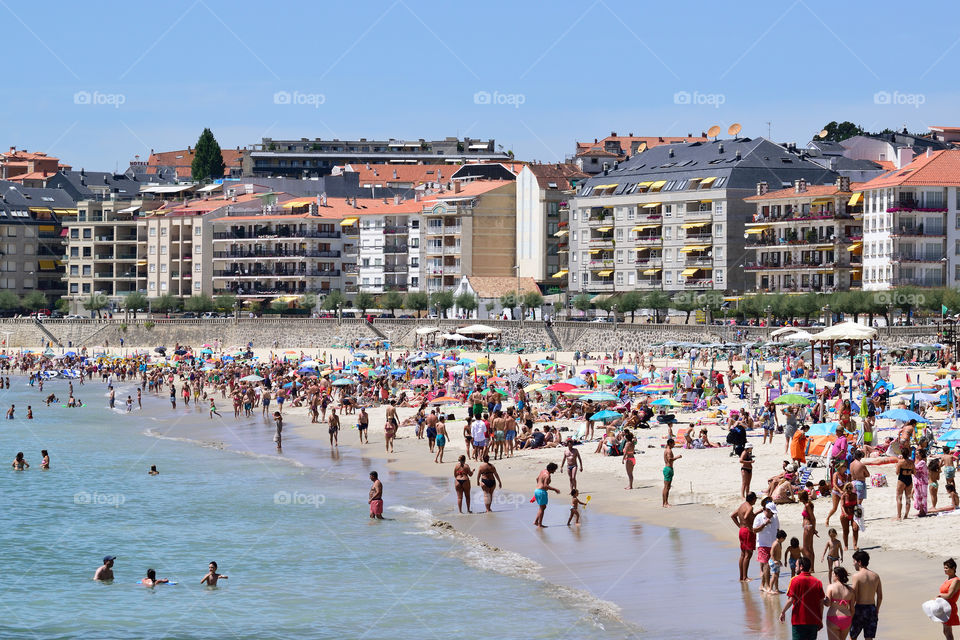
[757,546,771,564]
[370,499,383,516]
[739,526,756,552]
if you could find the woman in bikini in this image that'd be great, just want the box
[453,455,474,514]
[895,450,915,520]
[739,444,754,498]
[838,482,860,551]
[476,454,501,512]
[622,432,636,490]
[825,461,849,527]
[824,565,854,640]
[798,490,818,572]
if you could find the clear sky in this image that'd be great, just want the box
[3,0,958,171]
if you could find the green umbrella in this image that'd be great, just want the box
[731,375,752,384]
[596,374,615,385]
[482,387,508,396]
[773,393,813,405]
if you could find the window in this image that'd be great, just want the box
[616,271,624,285]
[195,263,202,272]
[615,228,623,239]
[715,202,724,217]
[70,265,78,276]
[149,246,156,255]
[715,246,723,259]
[70,247,78,257]
[160,227,167,236]
[70,228,79,239]
[362,277,369,285]
[714,223,723,237]
[160,264,167,273]
[571,252,577,263]
[627,272,635,285]
[411,277,419,287]
[160,282,167,291]
[571,272,577,283]
[149,228,156,237]
[572,231,577,241]
[149,282,155,290]
[616,250,623,263]
[627,207,634,220]
[82,283,90,293]
[70,283,78,293]
[665,271,673,284]
[715,270,724,284]
[82,266,91,276]
[664,227,672,240]
[149,264,156,273]
[195,244,202,254]
[160,246,167,255]
[664,248,672,262]
[195,226,202,236]
[83,229,91,239]
[194,281,201,290]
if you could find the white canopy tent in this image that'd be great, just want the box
[457,324,502,335]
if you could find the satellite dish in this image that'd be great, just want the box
[707,125,721,139]
[818,129,829,139]
[728,123,742,137]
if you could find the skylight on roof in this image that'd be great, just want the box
[41,196,55,202]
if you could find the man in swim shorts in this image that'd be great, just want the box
[662,438,681,507]
[533,462,560,528]
[849,449,870,504]
[560,439,583,491]
[469,389,484,420]
[849,550,881,639]
[731,492,758,582]
[369,471,383,520]
[94,555,116,581]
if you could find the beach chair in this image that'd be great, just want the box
[796,466,813,486]
[805,435,836,468]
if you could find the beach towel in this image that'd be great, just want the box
[871,474,888,488]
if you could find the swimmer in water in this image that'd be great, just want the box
[45,393,58,406]
[149,465,159,475]
[12,452,28,470]
[141,568,169,587]
[26,406,32,419]
[200,561,228,586]
[41,450,49,469]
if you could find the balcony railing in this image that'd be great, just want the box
[213,269,342,278]
[684,233,713,242]
[634,236,660,245]
[425,226,462,235]
[685,257,714,267]
[684,278,714,288]
[384,226,407,235]
[892,227,946,237]
[892,253,947,263]
[896,277,945,287]
[212,250,341,259]
[383,245,408,254]
[212,230,341,240]
[634,258,663,267]
[744,261,836,271]
[585,280,615,290]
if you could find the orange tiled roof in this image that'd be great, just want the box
[421,180,513,205]
[745,182,866,202]
[861,149,960,189]
[875,160,895,171]
[210,196,422,222]
[146,148,244,178]
[5,171,52,183]
[151,192,268,216]
[340,163,450,185]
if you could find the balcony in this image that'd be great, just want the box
[343,247,359,257]
[212,250,341,259]
[342,264,359,274]
[586,216,614,227]
[213,269,341,278]
[384,226,407,235]
[425,225,462,235]
[383,244,408,254]
[427,265,461,275]
[635,279,661,289]
[585,280,614,290]
[684,233,713,242]
[116,253,138,260]
[685,256,714,267]
[589,237,614,247]
[896,276,945,287]
[891,253,947,263]
[892,227,946,238]
[425,245,459,255]
[212,230,341,240]
[744,261,836,271]
[684,278,714,289]
[684,205,713,217]
[634,257,663,267]
[634,236,660,246]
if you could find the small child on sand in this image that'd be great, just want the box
[821,528,843,578]
[567,489,587,526]
[769,530,786,594]
[785,537,803,578]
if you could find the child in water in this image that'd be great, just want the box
[769,530,786,593]
[567,489,588,526]
[821,528,843,578]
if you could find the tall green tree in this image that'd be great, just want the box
[321,290,347,312]
[618,291,642,322]
[151,294,180,314]
[214,294,237,314]
[191,128,226,181]
[122,292,148,318]
[85,293,108,318]
[643,291,671,323]
[820,121,865,142]
[184,294,215,312]
[0,290,20,313]
[572,294,592,316]
[670,293,698,324]
[405,291,430,318]
[455,292,477,317]
[522,291,544,318]
[21,291,48,312]
[594,297,615,318]
[379,290,404,316]
[430,290,455,319]
[354,292,376,315]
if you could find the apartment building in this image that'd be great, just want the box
[515,163,587,297]
[0,182,75,298]
[0,147,70,182]
[568,137,837,296]
[743,177,864,293]
[573,133,708,174]
[861,148,960,290]
[245,137,510,178]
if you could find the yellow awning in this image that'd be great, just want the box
[699,200,713,204]
[643,268,661,275]
[681,221,710,229]
[29,207,51,213]
[642,202,662,208]
[681,267,700,277]
[593,183,618,189]
[38,225,55,232]
[634,246,650,252]
[54,208,77,214]
[648,180,667,192]
[595,226,612,232]
[589,249,602,254]
[744,226,770,235]
[635,181,653,189]
[631,225,658,232]
[810,199,831,206]
[136,260,148,266]
[680,245,709,253]
[553,229,568,237]
[281,198,314,209]
[38,260,56,270]
[698,176,718,186]
[848,192,863,206]
[274,295,303,302]
[847,242,863,252]
[340,217,358,226]
[596,270,613,277]
[551,269,568,278]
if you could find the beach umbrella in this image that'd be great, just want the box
[731,375,752,384]
[590,409,621,421]
[596,374,615,385]
[430,396,459,405]
[911,393,943,403]
[536,359,555,366]
[410,378,430,386]
[154,346,166,353]
[651,398,680,407]
[240,374,263,382]
[897,384,938,394]
[300,360,320,368]
[788,378,812,386]
[773,393,813,405]
[579,368,597,374]
[628,384,649,393]
[297,367,317,375]
[332,378,355,386]
[564,376,587,386]
[615,373,639,382]
[939,429,960,444]
[524,383,546,393]
[546,382,576,392]
[282,381,302,389]
[807,422,840,437]
[641,382,674,393]
[488,376,507,383]
[482,388,508,396]
[879,408,929,423]
[563,389,593,396]
[583,391,619,402]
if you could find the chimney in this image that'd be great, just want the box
[735,149,741,160]
[837,176,851,192]
[321,192,327,206]
[628,132,633,136]
[394,195,400,205]
[756,181,768,196]
[926,147,933,158]
[668,149,674,158]
[352,197,358,208]
[393,169,398,179]
[611,131,617,137]
[897,147,914,168]
[794,178,807,193]
[718,143,724,154]
[454,181,462,194]
[415,192,421,202]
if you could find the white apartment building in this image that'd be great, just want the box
[861,149,959,290]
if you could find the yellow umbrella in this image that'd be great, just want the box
[524,383,546,392]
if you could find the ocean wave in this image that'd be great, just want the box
[141,428,306,468]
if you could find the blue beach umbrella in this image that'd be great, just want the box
[615,373,639,382]
[879,408,929,423]
[590,409,621,421]
[332,378,355,386]
[584,391,619,402]
[807,422,840,437]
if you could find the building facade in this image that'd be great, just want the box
[568,138,838,297]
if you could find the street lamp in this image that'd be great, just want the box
[765,304,772,327]
[822,303,831,327]
[513,264,522,326]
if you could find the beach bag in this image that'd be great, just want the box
[871,474,888,488]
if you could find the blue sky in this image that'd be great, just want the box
[3,0,958,171]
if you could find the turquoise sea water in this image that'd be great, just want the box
[0,380,635,640]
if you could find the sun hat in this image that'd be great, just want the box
[922,598,951,623]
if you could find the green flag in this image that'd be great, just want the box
[943,304,949,314]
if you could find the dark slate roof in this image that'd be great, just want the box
[582,137,838,193]
[46,170,142,200]
[0,181,77,208]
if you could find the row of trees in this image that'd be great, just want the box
[317,289,544,318]
[569,287,959,324]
